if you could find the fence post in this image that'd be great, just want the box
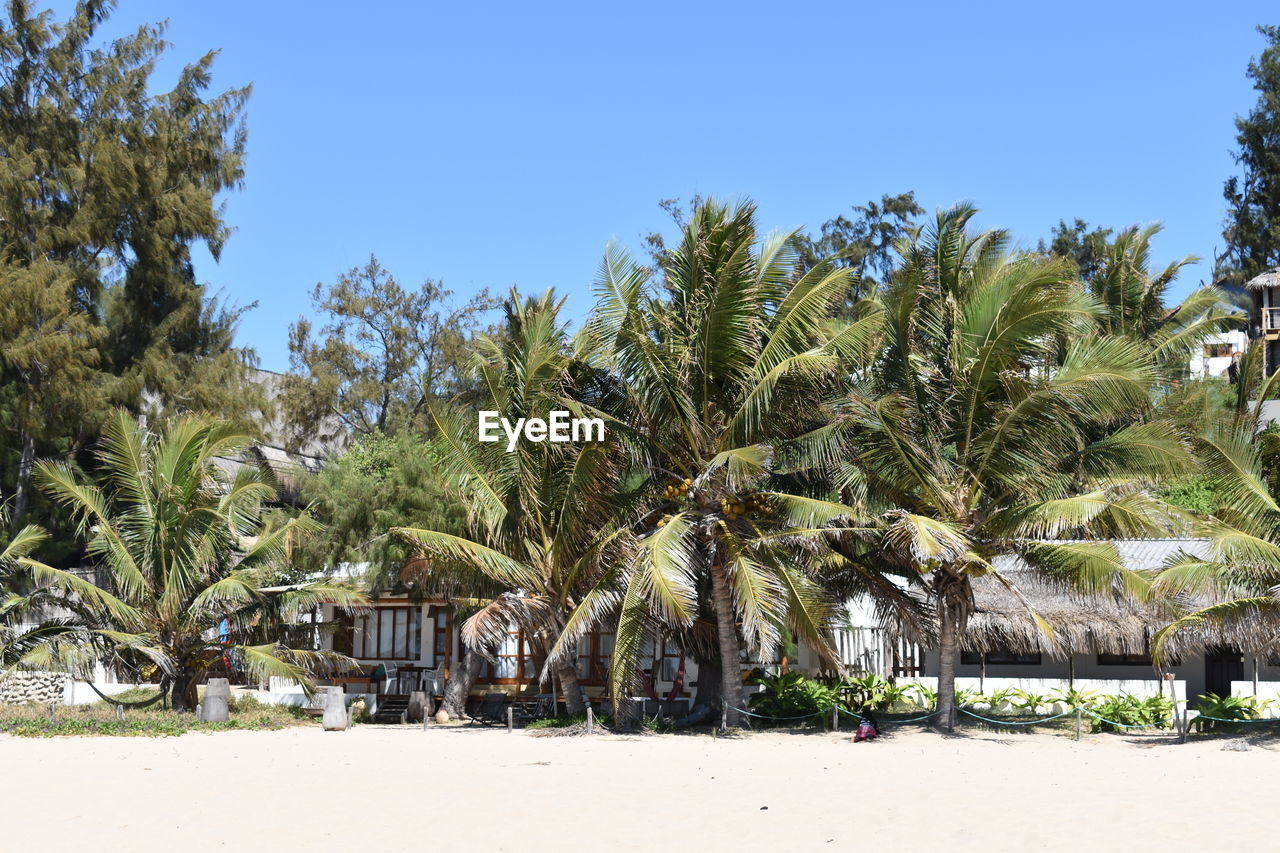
[116,704,125,722]
[1074,707,1082,741]
[587,706,595,735]
[506,706,513,733]
[832,707,839,731]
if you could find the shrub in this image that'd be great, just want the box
[1192,693,1272,732]
[0,693,309,737]
[1091,693,1173,732]
[748,672,838,724]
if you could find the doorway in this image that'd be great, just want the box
[1204,647,1244,698]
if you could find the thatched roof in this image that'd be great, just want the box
[962,539,1280,660]
[1245,267,1280,289]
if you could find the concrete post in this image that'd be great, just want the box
[322,686,348,731]
[203,678,230,723]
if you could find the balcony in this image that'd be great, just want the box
[1267,307,1280,332]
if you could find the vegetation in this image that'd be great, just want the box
[1090,694,1174,732]
[1191,692,1274,732]
[574,200,891,726]
[392,291,639,715]
[1223,25,1280,284]
[0,413,364,710]
[7,1,1280,739]
[818,204,1188,730]
[0,693,309,737]
[0,0,260,547]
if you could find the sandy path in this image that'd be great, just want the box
[0,725,1274,852]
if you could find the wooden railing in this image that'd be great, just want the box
[1266,306,1280,331]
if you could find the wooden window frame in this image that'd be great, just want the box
[353,605,421,661]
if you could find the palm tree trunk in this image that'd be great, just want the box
[442,645,482,719]
[935,592,961,733]
[171,671,199,713]
[557,661,588,715]
[709,558,744,728]
[677,654,722,727]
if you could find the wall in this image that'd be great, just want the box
[921,649,1207,697]
[1230,680,1280,707]
[905,676,1187,708]
[0,671,66,705]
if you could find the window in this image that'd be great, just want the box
[961,650,1042,665]
[1097,653,1153,666]
[354,606,421,660]
[477,628,535,684]
[655,636,684,683]
[1204,343,1234,358]
[577,628,615,684]
[430,607,450,666]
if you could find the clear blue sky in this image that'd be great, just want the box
[75,1,1280,370]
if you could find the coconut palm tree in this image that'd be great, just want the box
[392,290,641,714]
[819,205,1189,730]
[1087,224,1241,373]
[572,199,889,727]
[1152,340,1280,658]
[3,412,364,710]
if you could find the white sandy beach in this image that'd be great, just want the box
[1,725,1273,853]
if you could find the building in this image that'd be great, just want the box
[1188,330,1247,379]
[914,539,1280,703]
[1247,266,1280,376]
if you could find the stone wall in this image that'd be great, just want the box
[0,671,66,705]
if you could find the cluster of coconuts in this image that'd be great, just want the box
[721,493,773,518]
[663,478,692,499]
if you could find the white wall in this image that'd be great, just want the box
[922,649,1208,697]
[1188,330,1247,379]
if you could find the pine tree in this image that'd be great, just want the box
[0,0,255,530]
[1223,25,1280,283]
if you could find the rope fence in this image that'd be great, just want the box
[960,708,1073,726]
[719,702,1280,736]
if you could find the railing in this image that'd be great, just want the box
[1266,307,1280,331]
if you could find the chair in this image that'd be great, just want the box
[372,662,400,694]
[532,693,557,720]
[471,692,508,726]
[422,666,446,696]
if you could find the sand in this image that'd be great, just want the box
[1,724,1274,852]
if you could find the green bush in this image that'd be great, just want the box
[1192,693,1273,732]
[1090,693,1174,732]
[748,672,838,724]
[0,693,309,737]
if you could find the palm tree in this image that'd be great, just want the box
[1152,341,1280,658]
[1088,224,1241,373]
[392,290,640,715]
[575,199,886,727]
[822,205,1188,730]
[2,412,364,711]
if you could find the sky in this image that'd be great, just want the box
[66,1,1280,371]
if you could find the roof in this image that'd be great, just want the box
[961,539,1280,660]
[1244,267,1280,289]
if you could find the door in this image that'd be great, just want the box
[1204,647,1244,698]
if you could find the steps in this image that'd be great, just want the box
[372,695,410,724]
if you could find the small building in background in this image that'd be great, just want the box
[1188,330,1248,379]
[1247,267,1280,375]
